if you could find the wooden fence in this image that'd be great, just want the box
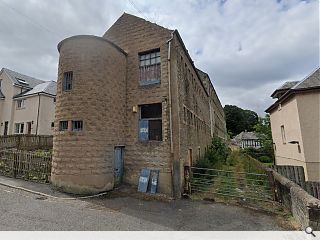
[0,149,52,182]
[0,135,53,150]
[274,165,320,200]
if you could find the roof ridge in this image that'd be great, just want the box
[122,12,173,32]
[3,67,46,83]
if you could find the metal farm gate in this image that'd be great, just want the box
[189,167,275,202]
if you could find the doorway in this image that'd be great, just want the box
[27,122,32,135]
[3,121,8,136]
[114,146,124,186]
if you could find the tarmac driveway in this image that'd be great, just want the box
[0,179,294,230]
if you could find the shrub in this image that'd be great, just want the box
[194,137,231,169]
[258,155,272,163]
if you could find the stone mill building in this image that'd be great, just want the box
[51,13,227,197]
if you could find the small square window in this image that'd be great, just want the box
[17,99,25,109]
[72,120,83,131]
[59,121,68,131]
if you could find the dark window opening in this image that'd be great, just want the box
[51,122,54,128]
[139,50,161,86]
[59,121,68,131]
[139,103,162,141]
[72,120,83,131]
[63,71,73,91]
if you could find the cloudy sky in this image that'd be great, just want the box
[0,0,318,115]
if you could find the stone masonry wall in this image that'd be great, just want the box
[51,36,127,194]
[103,13,173,195]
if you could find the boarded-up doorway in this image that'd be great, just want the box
[114,146,124,186]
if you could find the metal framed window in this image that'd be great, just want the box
[63,71,73,91]
[59,121,68,131]
[139,103,162,141]
[139,50,161,86]
[14,123,24,134]
[72,120,83,131]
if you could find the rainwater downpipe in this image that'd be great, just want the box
[35,93,41,135]
[167,31,174,154]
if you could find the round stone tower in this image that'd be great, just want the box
[51,35,127,194]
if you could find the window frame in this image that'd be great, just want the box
[138,103,162,142]
[16,99,25,109]
[63,71,73,91]
[138,49,161,86]
[59,121,69,131]
[72,120,83,132]
[14,122,24,134]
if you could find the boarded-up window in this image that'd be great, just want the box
[139,50,161,86]
[139,103,162,141]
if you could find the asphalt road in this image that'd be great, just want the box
[0,184,290,230]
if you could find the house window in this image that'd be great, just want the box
[139,103,162,141]
[53,97,56,103]
[17,99,25,109]
[63,71,73,91]
[59,121,68,131]
[51,122,54,128]
[14,123,24,134]
[281,125,286,144]
[139,50,161,86]
[72,120,83,131]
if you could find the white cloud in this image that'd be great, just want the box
[0,0,318,115]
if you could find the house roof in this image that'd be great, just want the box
[14,81,56,98]
[1,68,46,89]
[233,131,260,141]
[266,68,320,113]
[270,81,299,98]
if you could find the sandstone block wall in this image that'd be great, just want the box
[51,35,127,194]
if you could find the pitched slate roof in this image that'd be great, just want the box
[266,68,320,113]
[14,81,56,98]
[292,68,320,90]
[2,68,45,88]
[234,131,259,141]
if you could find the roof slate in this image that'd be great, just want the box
[14,81,56,98]
[233,131,260,141]
[2,68,46,88]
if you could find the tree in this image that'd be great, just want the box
[224,105,259,137]
[254,114,274,161]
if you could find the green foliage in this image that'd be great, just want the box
[254,114,275,162]
[224,105,259,137]
[195,137,231,169]
[258,156,272,163]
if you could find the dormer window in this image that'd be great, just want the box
[16,78,29,85]
[139,49,161,86]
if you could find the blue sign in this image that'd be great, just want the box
[150,170,160,194]
[139,120,149,141]
[138,169,151,193]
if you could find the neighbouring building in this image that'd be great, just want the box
[266,68,320,181]
[232,131,262,149]
[51,13,227,197]
[0,68,56,136]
